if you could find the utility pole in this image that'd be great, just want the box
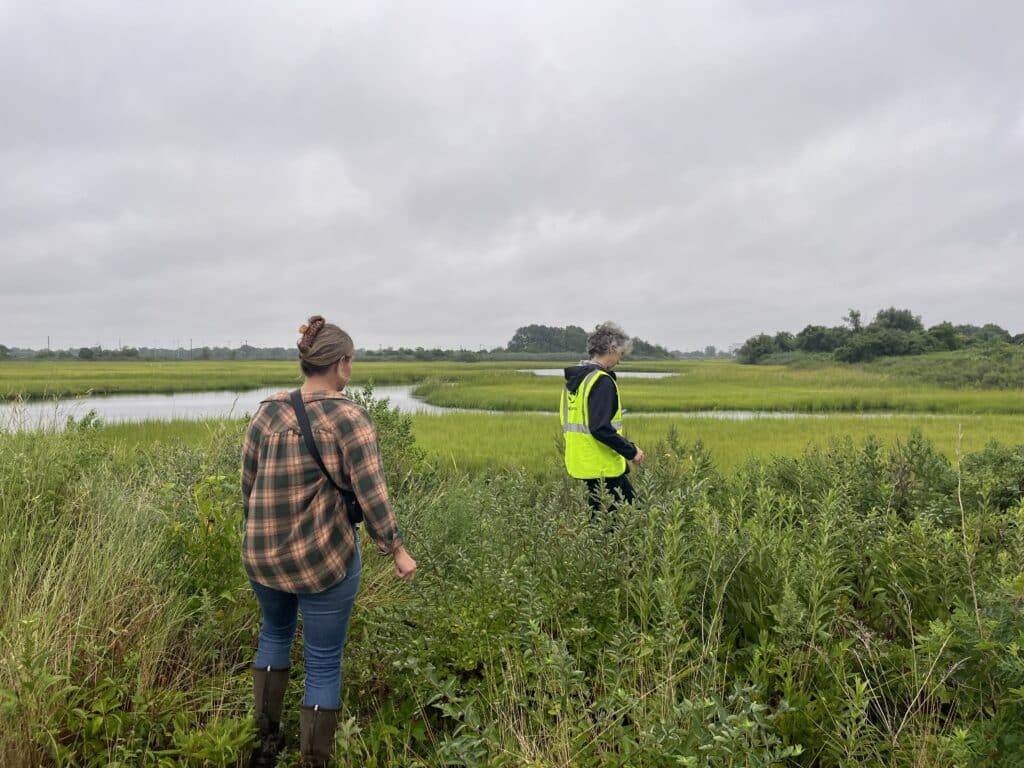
[189,338,193,361]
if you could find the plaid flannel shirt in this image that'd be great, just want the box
[242,390,403,594]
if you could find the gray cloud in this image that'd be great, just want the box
[2,0,1022,352]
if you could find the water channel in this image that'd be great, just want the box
[2,371,931,430]
[0,385,447,430]
[0,371,682,429]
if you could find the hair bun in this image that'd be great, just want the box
[297,315,327,355]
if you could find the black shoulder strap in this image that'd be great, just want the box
[289,389,345,494]
[288,390,363,527]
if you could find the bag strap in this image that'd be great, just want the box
[289,389,346,495]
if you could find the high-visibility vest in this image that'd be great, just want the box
[560,368,626,479]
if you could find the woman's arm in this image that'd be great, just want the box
[337,406,405,556]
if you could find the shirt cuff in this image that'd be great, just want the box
[376,530,404,556]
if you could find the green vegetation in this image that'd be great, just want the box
[413,412,1024,476]
[0,360,300,400]
[867,344,1024,389]
[66,410,1024,479]
[738,306,1021,364]
[6,355,1022,416]
[0,361,549,401]
[2,321,676,363]
[5,351,1024,763]
[5,399,1024,765]
[412,361,1024,414]
[506,323,672,357]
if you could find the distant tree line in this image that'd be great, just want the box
[0,344,302,362]
[674,345,736,360]
[0,325,677,362]
[1,324,686,362]
[504,324,674,358]
[737,308,1024,364]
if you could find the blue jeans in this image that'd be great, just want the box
[249,544,362,708]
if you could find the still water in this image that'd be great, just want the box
[0,385,448,430]
[0,372,680,429]
[0,382,908,432]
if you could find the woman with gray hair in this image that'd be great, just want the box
[560,321,644,512]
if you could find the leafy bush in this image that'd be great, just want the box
[6,403,1024,765]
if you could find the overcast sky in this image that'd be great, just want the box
[2,0,1022,352]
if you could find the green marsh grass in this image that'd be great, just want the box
[0,361,552,400]
[75,411,1024,479]
[6,357,1023,414]
[410,412,1024,475]
[414,360,1024,414]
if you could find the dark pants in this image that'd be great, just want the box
[585,473,635,512]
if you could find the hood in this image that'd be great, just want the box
[563,362,616,395]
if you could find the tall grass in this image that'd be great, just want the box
[0,420,196,766]
[56,409,1024,479]
[6,397,1024,765]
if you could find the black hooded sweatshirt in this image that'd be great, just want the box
[563,362,638,464]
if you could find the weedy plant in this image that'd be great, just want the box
[4,398,1024,766]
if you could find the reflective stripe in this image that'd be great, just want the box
[564,421,621,433]
[579,370,602,427]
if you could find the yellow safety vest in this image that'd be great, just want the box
[560,368,626,479]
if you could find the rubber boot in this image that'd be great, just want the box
[300,704,339,768]
[249,666,289,768]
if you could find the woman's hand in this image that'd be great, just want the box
[393,546,417,581]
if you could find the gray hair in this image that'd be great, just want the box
[587,321,633,357]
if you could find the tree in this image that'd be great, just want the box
[842,309,862,332]
[773,332,797,352]
[795,324,849,353]
[78,347,95,360]
[736,334,777,364]
[977,324,1012,344]
[835,328,938,362]
[630,338,672,358]
[506,325,588,353]
[927,322,961,351]
[869,307,923,333]
[0,344,8,360]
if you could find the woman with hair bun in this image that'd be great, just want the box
[241,315,416,768]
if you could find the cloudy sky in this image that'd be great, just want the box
[2,0,1022,352]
